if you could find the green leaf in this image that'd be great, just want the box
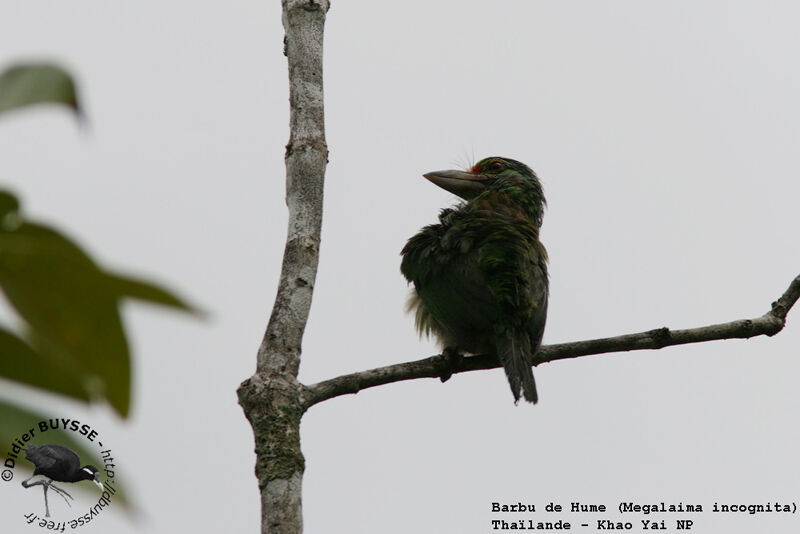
[0,190,20,219]
[105,272,202,315]
[0,63,81,117]
[0,192,198,417]
[0,221,130,416]
[0,326,90,401]
[0,401,135,512]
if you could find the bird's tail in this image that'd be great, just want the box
[496,334,538,404]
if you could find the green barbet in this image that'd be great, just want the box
[401,157,548,404]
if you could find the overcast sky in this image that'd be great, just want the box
[2,1,799,532]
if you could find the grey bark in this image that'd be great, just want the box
[237,1,329,533]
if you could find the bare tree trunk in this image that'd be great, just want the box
[238,1,330,533]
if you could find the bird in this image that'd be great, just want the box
[21,444,103,517]
[401,156,548,404]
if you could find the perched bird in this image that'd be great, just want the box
[401,156,548,404]
[22,444,103,517]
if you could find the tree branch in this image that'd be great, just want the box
[256,0,330,376]
[238,1,330,533]
[301,274,800,410]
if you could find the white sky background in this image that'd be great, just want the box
[2,1,799,532]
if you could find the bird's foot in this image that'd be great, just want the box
[439,347,463,382]
[23,478,74,517]
[45,482,74,505]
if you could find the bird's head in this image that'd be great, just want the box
[81,465,104,490]
[423,156,545,225]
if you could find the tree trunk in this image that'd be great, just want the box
[238,1,330,533]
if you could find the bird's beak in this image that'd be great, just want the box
[93,474,104,491]
[423,169,487,200]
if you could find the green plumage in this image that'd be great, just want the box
[401,157,548,404]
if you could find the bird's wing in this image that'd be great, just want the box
[479,217,547,403]
[526,259,549,352]
[27,445,79,471]
[26,447,58,470]
[474,216,547,318]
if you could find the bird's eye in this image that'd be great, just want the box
[488,161,505,173]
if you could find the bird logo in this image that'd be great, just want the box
[21,444,104,518]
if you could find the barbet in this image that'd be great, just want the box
[401,157,548,404]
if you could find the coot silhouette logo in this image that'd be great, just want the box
[2,417,119,530]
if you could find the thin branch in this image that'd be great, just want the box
[256,0,330,376]
[301,274,800,410]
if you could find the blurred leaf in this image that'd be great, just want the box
[0,221,130,416]
[0,402,134,511]
[0,191,197,418]
[0,191,20,219]
[105,272,202,315]
[0,63,80,117]
[0,326,89,401]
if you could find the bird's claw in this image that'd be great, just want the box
[46,481,74,503]
[439,347,463,382]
